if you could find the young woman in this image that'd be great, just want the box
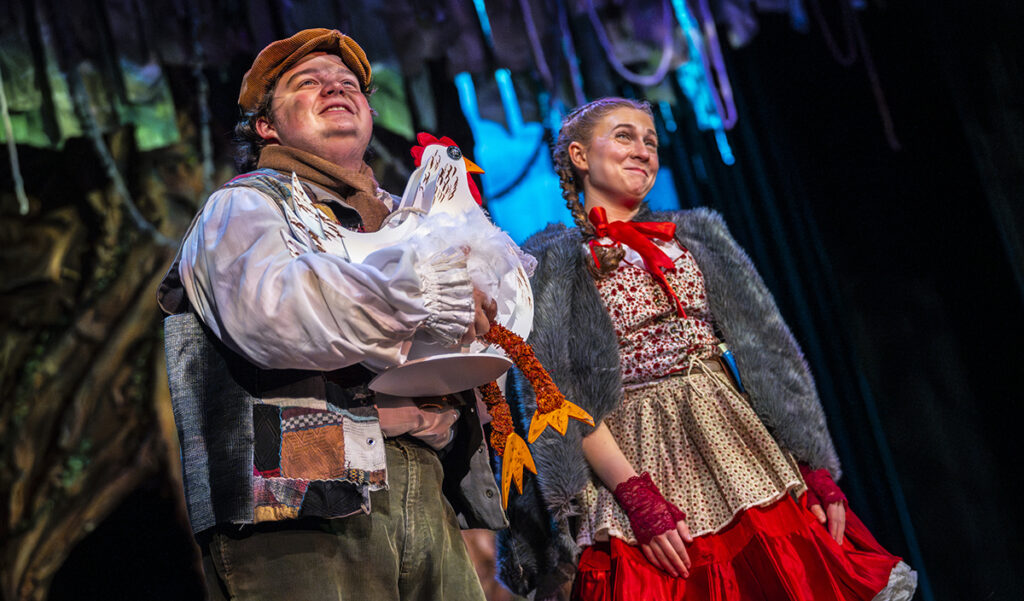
[496,98,917,601]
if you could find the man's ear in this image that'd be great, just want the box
[568,141,588,172]
[255,117,278,143]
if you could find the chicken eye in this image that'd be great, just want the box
[447,146,463,160]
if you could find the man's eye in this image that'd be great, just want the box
[342,80,359,88]
[616,132,631,140]
[645,140,658,149]
[299,80,317,87]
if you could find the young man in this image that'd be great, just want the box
[158,28,504,601]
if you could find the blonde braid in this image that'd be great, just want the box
[552,98,653,277]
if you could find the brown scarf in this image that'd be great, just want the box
[258,145,389,232]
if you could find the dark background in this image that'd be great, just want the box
[723,4,1024,600]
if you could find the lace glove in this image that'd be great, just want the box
[799,463,847,506]
[613,472,687,545]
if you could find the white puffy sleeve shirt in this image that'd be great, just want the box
[178,183,474,371]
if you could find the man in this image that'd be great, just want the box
[157,28,505,601]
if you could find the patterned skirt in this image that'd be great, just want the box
[572,367,911,601]
[576,366,802,546]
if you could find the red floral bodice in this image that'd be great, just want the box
[595,243,719,384]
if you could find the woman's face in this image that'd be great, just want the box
[570,107,659,212]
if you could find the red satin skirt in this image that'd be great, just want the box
[572,495,900,601]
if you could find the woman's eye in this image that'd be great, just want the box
[616,132,631,140]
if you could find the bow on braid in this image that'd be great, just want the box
[552,97,654,278]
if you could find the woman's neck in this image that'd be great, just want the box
[583,195,641,223]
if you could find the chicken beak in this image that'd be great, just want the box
[463,157,485,174]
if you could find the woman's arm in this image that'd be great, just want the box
[582,422,694,577]
[581,421,639,487]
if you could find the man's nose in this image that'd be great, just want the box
[322,80,345,96]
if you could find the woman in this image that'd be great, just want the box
[496,98,916,601]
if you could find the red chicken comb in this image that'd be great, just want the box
[410,132,484,205]
[410,133,459,165]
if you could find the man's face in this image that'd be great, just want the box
[256,53,372,164]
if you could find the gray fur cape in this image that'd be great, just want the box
[496,206,840,598]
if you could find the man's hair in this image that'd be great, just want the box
[233,87,276,173]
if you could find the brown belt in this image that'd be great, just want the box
[700,356,726,374]
[696,355,747,397]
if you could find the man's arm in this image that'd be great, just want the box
[180,186,475,370]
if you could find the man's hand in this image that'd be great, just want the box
[810,501,847,545]
[461,288,497,345]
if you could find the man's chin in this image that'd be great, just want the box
[322,129,370,143]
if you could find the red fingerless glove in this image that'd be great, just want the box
[803,484,823,509]
[799,463,847,506]
[612,472,686,545]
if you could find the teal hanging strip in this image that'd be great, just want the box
[495,69,524,134]
[471,0,495,49]
[670,0,735,164]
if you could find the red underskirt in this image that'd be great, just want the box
[572,495,900,601]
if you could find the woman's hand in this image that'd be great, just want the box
[800,463,848,545]
[641,518,693,578]
[809,501,847,545]
[582,424,693,577]
[613,472,692,578]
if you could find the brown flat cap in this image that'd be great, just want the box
[238,28,371,113]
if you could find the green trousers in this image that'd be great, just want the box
[203,437,487,601]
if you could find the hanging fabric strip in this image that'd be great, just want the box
[65,62,172,245]
[0,64,29,214]
[558,0,586,107]
[188,0,215,197]
[471,0,496,50]
[672,1,721,131]
[519,0,555,92]
[585,0,675,87]
[671,0,737,162]
[807,0,901,150]
[41,0,172,244]
[694,0,738,129]
[807,0,858,66]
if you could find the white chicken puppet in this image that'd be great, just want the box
[341,134,536,395]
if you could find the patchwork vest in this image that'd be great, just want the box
[159,170,507,535]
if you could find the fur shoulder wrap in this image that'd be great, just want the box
[496,208,840,598]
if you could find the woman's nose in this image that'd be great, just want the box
[634,141,651,161]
